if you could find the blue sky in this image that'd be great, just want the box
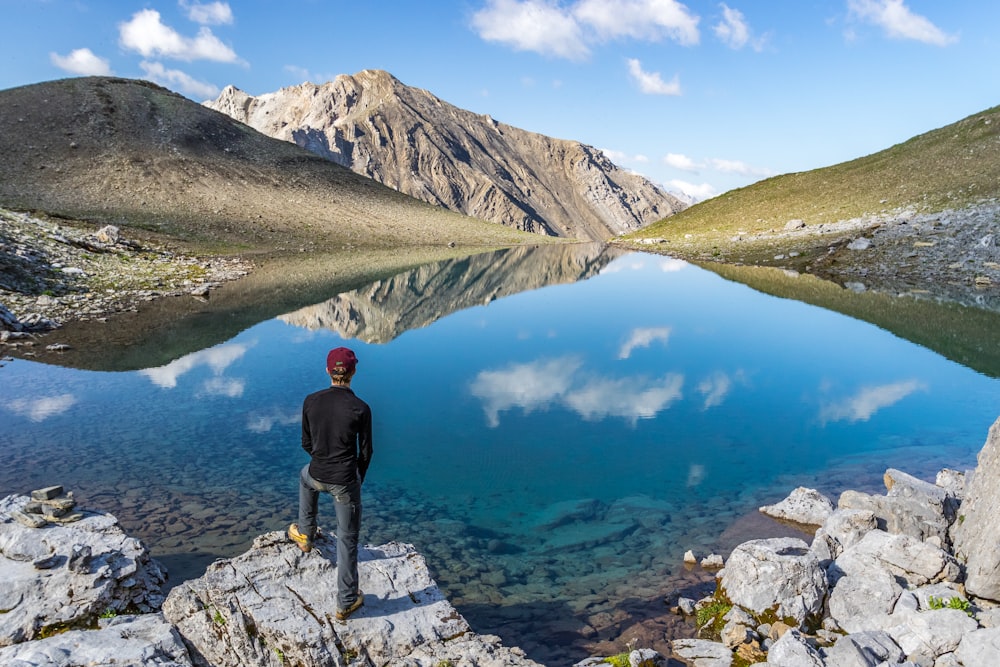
[3,1,998,200]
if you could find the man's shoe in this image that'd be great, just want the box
[287,523,312,553]
[335,593,364,621]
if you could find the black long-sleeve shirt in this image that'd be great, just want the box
[301,385,373,485]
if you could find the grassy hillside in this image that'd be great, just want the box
[628,104,1000,249]
[0,77,543,254]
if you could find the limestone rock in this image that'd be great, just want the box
[670,638,733,667]
[838,469,957,546]
[0,613,193,666]
[162,532,538,667]
[765,628,824,667]
[827,571,903,634]
[879,607,978,665]
[954,626,1000,667]
[811,509,878,562]
[821,630,905,667]
[719,538,827,629]
[831,530,961,588]
[759,487,834,527]
[207,71,687,241]
[0,495,166,647]
[952,416,1000,601]
[935,468,967,500]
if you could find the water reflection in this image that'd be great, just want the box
[819,379,928,424]
[278,243,623,341]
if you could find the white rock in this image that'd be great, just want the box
[847,237,872,250]
[821,630,905,667]
[759,487,834,527]
[954,626,1000,667]
[827,571,903,634]
[671,638,733,667]
[766,628,824,667]
[881,607,978,665]
[831,530,961,588]
[0,495,166,647]
[952,417,1000,601]
[0,613,193,666]
[720,538,826,629]
[811,509,878,562]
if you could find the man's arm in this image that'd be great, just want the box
[357,407,373,483]
[301,399,313,454]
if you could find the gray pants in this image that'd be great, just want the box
[298,465,361,609]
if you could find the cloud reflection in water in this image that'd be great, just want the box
[6,394,78,422]
[820,379,927,423]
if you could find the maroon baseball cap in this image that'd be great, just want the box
[326,347,358,373]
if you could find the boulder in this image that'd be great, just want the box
[954,626,1000,667]
[952,416,1000,601]
[0,613,193,666]
[720,538,827,630]
[826,571,903,634]
[765,628,823,667]
[935,469,966,500]
[879,607,978,665]
[831,530,961,588]
[811,509,878,562]
[162,532,541,667]
[821,630,905,667]
[759,487,834,527]
[670,638,732,667]
[838,470,957,546]
[0,495,166,647]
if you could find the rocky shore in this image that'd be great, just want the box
[2,416,998,666]
[0,208,251,346]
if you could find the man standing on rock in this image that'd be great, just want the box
[288,346,372,622]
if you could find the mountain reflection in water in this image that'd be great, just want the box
[1,247,999,665]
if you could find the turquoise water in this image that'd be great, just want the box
[2,246,998,663]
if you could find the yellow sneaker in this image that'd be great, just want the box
[335,593,364,621]
[287,523,312,553]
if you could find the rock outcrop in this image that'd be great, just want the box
[207,70,687,241]
[0,494,167,647]
[674,415,1000,666]
[953,417,1000,601]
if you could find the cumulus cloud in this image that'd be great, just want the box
[708,158,775,178]
[181,0,234,25]
[119,8,241,62]
[563,374,684,424]
[470,356,583,427]
[471,0,700,60]
[140,60,220,98]
[627,58,681,95]
[50,48,112,76]
[574,0,699,45]
[848,0,956,46]
[619,326,671,359]
[820,379,927,423]
[141,342,250,389]
[199,377,245,398]
[667,179,717,201]
[664,152,699,171]
[696,370,745,409]
[6,394,78,422]
[660,258,689,272]
[471,0,589,60]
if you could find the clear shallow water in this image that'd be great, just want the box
[2,245,998,663]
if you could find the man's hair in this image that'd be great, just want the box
[329,367,354,384]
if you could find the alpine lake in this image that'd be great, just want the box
[2,243,999,664]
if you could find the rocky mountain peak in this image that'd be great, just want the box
[207,70,685,241]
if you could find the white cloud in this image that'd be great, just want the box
[697,371,733,409]
[820,379,927,423]
[470,356,583,427]
[713,3,766,51]
[848,0,956,46]
[50,48,112,76]
[627,58,681,95]
[200,377,245,398]
[6,394,77,422]
[574,0,699,45]
[141,342,250,388]
[247,408,300,433]
[119,8,241,62]
[140,60,220,98]
[601,148,650,166]
[471,0,590,60]
[284,65,337,84]
[563,374,684,424]
[181,0,234,25]
[660,258,689,272]
[708,157,773,177]
[667,179,717,201]
[664,152,699,171]
[619,326,671,359]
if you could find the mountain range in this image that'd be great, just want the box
[206,69,685,242]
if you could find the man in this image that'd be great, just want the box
[288,346,373,622]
